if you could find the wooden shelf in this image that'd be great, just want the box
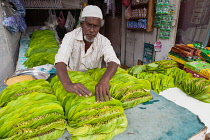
[126,0,154,32]
[131,3,149,8]
[129,17,147,20]
[25,8,81,10]
[127,28,146,30]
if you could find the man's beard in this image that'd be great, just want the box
[84,35,94,42]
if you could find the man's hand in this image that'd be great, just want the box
[64,83,92,97]
[55,62,92,98]
[95,80,112,102]
[95,61,119,102]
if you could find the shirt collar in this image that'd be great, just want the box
[75,27,84,41]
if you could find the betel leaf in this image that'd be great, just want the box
[132,65,146,74]
[147,63,159,68]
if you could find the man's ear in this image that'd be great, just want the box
[80,22,84,26]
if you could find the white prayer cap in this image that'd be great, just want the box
[81,5,103,19]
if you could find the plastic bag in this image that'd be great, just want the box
[125,5,132,19]
[3,16,19,33]
[44,9,58,28]
[2,3,19,33]
[8,0,26,16]
[64,11,76,32]
[122,0,130,7]
[57,11,66,28]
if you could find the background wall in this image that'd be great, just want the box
[175,0,210,47]
[121,0,181,67]
[0,6,21,85]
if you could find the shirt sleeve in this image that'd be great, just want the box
[102,38,121,66]
[55,33,73,65]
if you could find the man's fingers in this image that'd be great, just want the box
[102,90,107,102]
[74,90,82,96]
[96,92,100,102]
[78,84,92,96]
[73,83,92,97]
[78,89,88,97]
[107,92,112,100]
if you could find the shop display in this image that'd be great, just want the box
[126,0,154,31]
[23,29,59,68]
[154,0,175,39]
[0,80,66,140]
[168,43,210,80]
[184,61,210,80]
[168,43,207,63]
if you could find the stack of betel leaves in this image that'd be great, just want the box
[0,67,152,140]
[23,29,59,68]
[127,59,210,103]
[164,67,193,86]
[0,79,66,139]
[128,60,179,93]
[178,77,210,103]
[86,68,152,109]
[136,72,175,93]
[50,70,128,140]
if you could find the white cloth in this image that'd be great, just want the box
[81,5,103,19]
[160,87,210,133]
[55,27,120,72]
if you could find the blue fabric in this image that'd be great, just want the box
[113,91,205,140]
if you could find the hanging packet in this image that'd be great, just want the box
[65,11,76,32]
[44,9,58,28]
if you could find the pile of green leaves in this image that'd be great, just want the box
[127,60,190,94]
[0,79,53,106]
[136,72,175,93]
[179,77,210,103]
[50,70,128,140]
[87,68,152,109]
[128,60,178,76]
[164,67,193,86]
[0,80,66,140]
[151,60,178,70]
[23,30,59,68]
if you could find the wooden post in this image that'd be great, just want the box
[146,0,154,32]
[121,5,127,64]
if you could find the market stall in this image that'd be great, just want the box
[1,0,210,139]
[0,27,208,139]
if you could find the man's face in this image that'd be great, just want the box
[81,17,101,42]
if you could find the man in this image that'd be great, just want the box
[55,5,120,102]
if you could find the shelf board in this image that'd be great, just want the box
[131,3,149,8]
[25,8,81,10]
[127,28,146,30]
[129,17,147,20]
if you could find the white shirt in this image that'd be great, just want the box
[55,27,120,72]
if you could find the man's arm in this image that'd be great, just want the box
[55,62,92,97]
[95,61,119,102]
